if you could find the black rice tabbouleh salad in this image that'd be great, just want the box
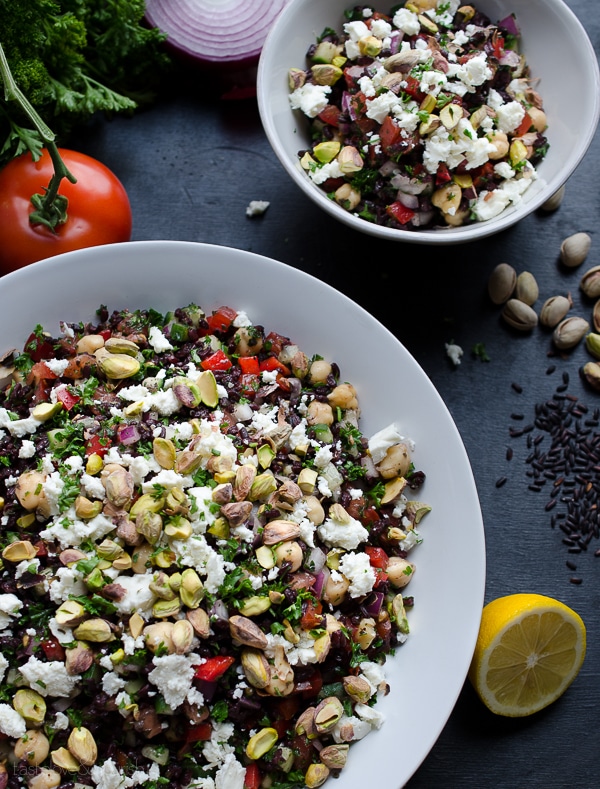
[288,0,549,231]
[0,302,430,789]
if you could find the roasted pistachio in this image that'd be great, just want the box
[2,539,37,562]
[539,294,572,328]
[581,360,600,391]
[561,232,591,268]
[580,265,600,299]
[262,519,301,545]
[172,618,195,654]
[13,689,46,726]
[501,299,538,331]
[553,316,590,350]
[320,744,350,769]
[305,763,330,789]
[65,641,95,675]
[97,352,140,380]
[229,615,268,650]
[585,332,600,359]
[67,726,98,767]
[245,727,279,760]
[514,271,539,306]
[241,648,270,689]
[73,618,114,643]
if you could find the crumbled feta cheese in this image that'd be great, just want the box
[317,513,369,551]
[0,704,26,738]
[289,83,331,118]
[368,422,405,464]
[18,439,36,458]
[148,653,203,709]
[0,653,8,685]
[445,342,464,366]
[20,656,80,697]
[392,7,420,35]
[0,593,23,630]
[148,326,173,353]
[337,552,376,597]
[112,573,156,615]
[246,200,270,217]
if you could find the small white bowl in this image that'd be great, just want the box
[257,0,600,244]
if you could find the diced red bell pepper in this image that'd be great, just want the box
[194,655,235,682]
[184,722,213,743]
[259,357,290,376]
[244,763,262,789]
[206,306,237,334]
[264,331,290,357]
[514,111,533,137]
[29,361,58,382]
[201,349,233,371]
[240,373,260,398]
[85,434,111,458]
[373,567,389,588]
[317,104,343,127]
[361,506,381,527]
[238,356,260,375]
[380,115,401,154]
[364,546,389,570]
[99,329,112,341]
[386,201,415,226]
[402,75,426,102]
[40,637,66,661]
[349,91,368,119]
[55,385,81,411]
[435,162,452,186]
[491,32,505,60]
[24,332,54,363]
[300,599,324,631]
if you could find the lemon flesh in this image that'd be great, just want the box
[469,593,586,717]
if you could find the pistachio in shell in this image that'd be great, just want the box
[580,265,600,299]
[501,299,538,331]
[488,263,517,305]
[514,271,539,306]
[539,294,572,329]
[561,232,591,268]
[552,316,590,350]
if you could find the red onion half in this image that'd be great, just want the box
[144,0,289,72]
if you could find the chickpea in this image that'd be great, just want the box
[28,769,62,789]
[302,495,325,526]
[376,442,412,479]
[14,729,50,766]
[323,572,349,606]
[307,400,334,426]
[327,383,359,410]
[274,540,303,572]
[76,334,105,354]
[431,184,462,215]
[308,359,332,384]
[15,470,47,512]
[487,130,509,159]
[443,207,470,227]
[354,618,377,649]
[233,326,264,357]
[528,106,547,132]
[334,183,361,211]
[386,557,415,588]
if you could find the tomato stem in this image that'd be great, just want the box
[0,41,77,232]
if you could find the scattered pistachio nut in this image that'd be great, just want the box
[561,232,591,268]
[501,299,538,331]
[580,265,600,299]
[552,316,590,350]
[514,271,539,306]
[539,294,572,328]
[67,726,98,767]
[594,300,600,333]
[540,184,565,212]
[585,332,600,360]
[488,263,517,305]
[581,360,600,391]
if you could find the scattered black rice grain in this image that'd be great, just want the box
[546,364,556,375]
[506,446,513,461]
[506,379,600,582]
[570,577,583,585]
[511,382,523,393]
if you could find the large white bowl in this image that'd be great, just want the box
[0,241,486,787]
[257,0,600,245]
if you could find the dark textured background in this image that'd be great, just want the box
[76,1,600,785]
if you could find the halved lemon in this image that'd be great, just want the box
[468,593,586,717]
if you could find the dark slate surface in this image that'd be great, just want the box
[75,2,600,785]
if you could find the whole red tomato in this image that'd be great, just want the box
[0,148,132,272]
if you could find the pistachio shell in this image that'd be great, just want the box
[488,263,517,305]
[580,265,600,298]
[540,184,565,212]
[553,316,590,350]
[501,299,538,331]
[539,295,572,328]
[514,271,539,306]
[561,232,591,268]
